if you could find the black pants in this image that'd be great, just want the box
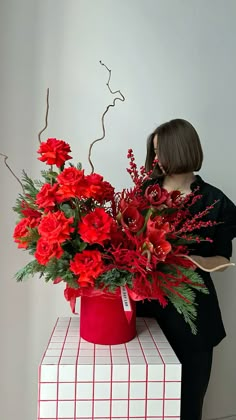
[136,304,213,420]
[174,348,213,420]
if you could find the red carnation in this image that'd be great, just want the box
[13,217,39,249]
[78,207,114,245]
[35,238,63,265]
[38,211,74,243]
[37,138,72,168]
[36,183,59,210]
[70,250,103,287]
[145,184,169,207]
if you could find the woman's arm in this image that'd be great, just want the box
[190,255,233,272]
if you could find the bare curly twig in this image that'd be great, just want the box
[88,61,125,173]
[0,153,24,191]
[38,88,50,144]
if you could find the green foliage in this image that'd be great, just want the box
[158,263,209,334]
[60,203,77,218]
[41,169,58,183]
[15,260,45,281]
[13,171,40,216]
[43,254,78,288]
[21,170,39,199]
[166,285,199,335]
[177,267,209,293]
[96,269,133,292]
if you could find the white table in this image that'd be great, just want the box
[37,317,181,420]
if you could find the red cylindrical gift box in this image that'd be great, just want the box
[80,294,136,345]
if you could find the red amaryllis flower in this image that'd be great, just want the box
[38,211,74,243]
[166,190,182,207]
[78,207,114,245]
[70,250,103,287]
[145,230,172,261]
[121,206,145,232]
[147,215,170,235]
[56,167,87,200]
[36,183,59,210]
[37,138,72,168]
[119,197,141,212]
[35,238,63,265]
[145,184,169,207]
[13,217,38,249]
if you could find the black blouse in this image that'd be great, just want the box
[136,175,236,353]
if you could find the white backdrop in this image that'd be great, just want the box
[0,1,236,419]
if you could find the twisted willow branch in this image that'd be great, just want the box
[38,88,50,144]
[0,153,24,191]
[88,61,125,173]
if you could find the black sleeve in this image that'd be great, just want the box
[212,196,236,259]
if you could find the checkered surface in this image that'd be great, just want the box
[38,317,181,419]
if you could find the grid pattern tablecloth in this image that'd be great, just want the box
[38,317,181,420]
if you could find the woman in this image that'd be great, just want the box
[136,118,236,420]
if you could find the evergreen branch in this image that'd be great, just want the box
[166,285,198,334]
[15,260,45,281]
[40,169,58,184]
[96,268,133,292]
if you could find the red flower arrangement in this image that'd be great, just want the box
[11,135,218,334]
[2,62,221,335]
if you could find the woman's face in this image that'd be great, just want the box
[153,135,158,159]
[153,134,166,175]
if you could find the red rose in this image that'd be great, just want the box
[13,217,38,249]
[70,250,103,287]
[78,207,115,245]
[37,138,72,168]
[57,167,84,186]
[56,167,87,200]
[98,181,115,201]
[36,183,59,210]
[86,173,103,186]
[35,238,63,265]
[145,184,169,207]
[121,206,145,232]
[84,173,114,202]
[38,211,74,243]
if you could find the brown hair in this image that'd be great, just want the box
[145,119,203,177]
